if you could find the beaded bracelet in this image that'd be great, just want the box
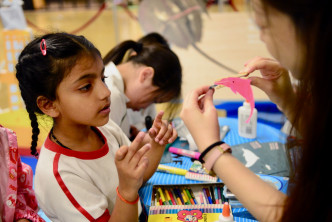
[116,187,140,205]
[199,141,225,163]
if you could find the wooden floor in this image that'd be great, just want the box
[0,0,274,149]
[1,0,270,101]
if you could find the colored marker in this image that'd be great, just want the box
[156,191,162,206]
[180,189,190,205]
[217,186,222,204]
[157,187,167,205]
[165,188,173,205]
[185,188,195,205]
[205,187,213,204]
[167,188,177,205]
[188,187,197,204]
[169,147,201,159]
[213,186,218,204]
[157,164,188,176]
[175,188,185,205]
[199,192,204,205]
[210,186,216,204]
[172,189,182,205]
[203,188,211,204]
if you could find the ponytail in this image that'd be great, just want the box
[103,40,143,65]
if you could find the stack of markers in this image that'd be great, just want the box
[148,184,234,222]
[151,184,228,206]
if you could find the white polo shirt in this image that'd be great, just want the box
[34,120,142,222]
[104,62,131,137]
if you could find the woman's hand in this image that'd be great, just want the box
[240,57,295,117]
[148,111,177,145]
[180,86,220,152]
[115,132,150,202]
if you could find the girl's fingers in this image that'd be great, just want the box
[125,131,145,162]
[151,111,164,129]
[115,146,129,161]
[168,128,178,143]
[148,127,157,138]
[158,123,173,145]
[203,89,215,109]
[135,156,149,176]
[130,143,151,167]
[154,120,168,143]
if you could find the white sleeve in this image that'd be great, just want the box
[51,171,110,222]
[100,119,131,147]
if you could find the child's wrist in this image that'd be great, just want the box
[116,186,139,204]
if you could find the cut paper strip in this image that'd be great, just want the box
[214,77,254,123]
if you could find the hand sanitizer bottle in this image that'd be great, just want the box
[238,101,257,138]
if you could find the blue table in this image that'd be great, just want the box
[139,117,288,221]
[23,117,288,221]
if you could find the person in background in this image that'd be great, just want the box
[180,0,331,221]
[126,32,173,139]
[15,32,177,221]
[103,32,182,140]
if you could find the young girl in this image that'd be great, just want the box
[127,32,172,139]
[180,0,332,221]
[102,32,182,139]
[15,32,177,222]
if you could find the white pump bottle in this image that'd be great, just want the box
[238,101,257,139]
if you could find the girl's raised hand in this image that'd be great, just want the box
[148,111,177,146]
[115,132,150,202]
[180,86,220,152]
[239,57,295,115]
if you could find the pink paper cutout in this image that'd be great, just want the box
[214,77,255,123]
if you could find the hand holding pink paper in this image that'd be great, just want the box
[214,77,255,123]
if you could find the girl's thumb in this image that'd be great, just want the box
[204,88,215,106]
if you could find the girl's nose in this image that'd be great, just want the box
[99,81,111,99]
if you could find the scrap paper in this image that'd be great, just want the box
[214,77,254,123]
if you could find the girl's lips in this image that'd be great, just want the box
[100,104,111,114]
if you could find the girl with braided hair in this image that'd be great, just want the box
[15,32,177,222]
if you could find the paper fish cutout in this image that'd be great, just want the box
[214,77,254,123]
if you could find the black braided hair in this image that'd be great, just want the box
[28,108,40,157]
[15,32,101,157]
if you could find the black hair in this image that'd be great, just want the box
[256,0,332,221]
[103,33,182,119]
[15,32,101,157]
[137,32,170,48]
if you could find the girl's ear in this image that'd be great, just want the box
[36,96,59,118]
[138,66,154,83]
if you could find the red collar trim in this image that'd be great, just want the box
[44,127,109,159]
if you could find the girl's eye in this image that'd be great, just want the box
[79,84,91,92]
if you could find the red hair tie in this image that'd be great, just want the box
[40,39,47,56]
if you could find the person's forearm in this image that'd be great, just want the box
[110,195,139,222]
[212,153,286,222]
